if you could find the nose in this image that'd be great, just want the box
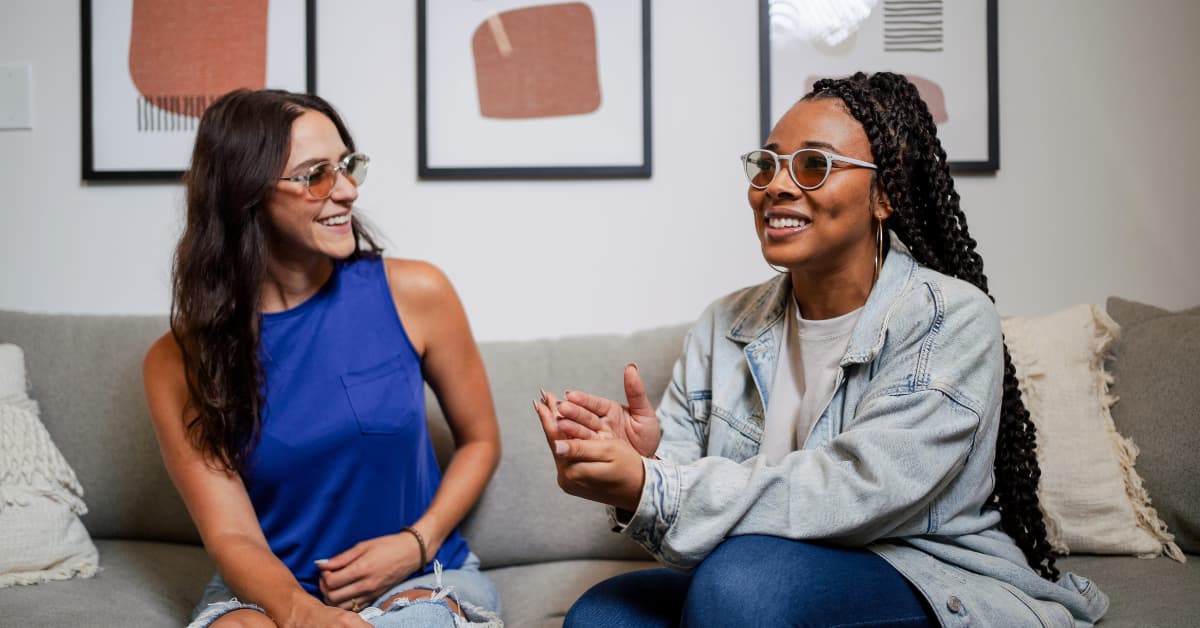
[329,167,358,203]
[764,156,800,198]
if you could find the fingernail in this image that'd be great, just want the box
[627,362,639,371]
[314,558,328,564]
[533,399,541,412]
[564,389,572,398]
[540,388,549,402]
[554,440,568,455]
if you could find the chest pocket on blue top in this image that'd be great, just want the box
[340,356,425,435]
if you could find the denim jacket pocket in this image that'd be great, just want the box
[708,404,762,461]
[340,356,424,435]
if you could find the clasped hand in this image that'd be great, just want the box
[534,364,661,513]
[315,531,424,611]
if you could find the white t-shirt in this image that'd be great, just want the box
[759,298,862,465]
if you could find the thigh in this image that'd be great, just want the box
[188,573,266,628]
[682,535,935,628]
[564,567,692,628]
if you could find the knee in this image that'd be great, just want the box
[564,583,612,628]
[689,536,765,595]
[210,609,275,628]
[681,536,795,625]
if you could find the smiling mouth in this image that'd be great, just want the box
[317,214,351,227]
[767,215,811,230]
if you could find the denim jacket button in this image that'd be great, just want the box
[946,595,963,613]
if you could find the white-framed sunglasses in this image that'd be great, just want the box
[739,148,875,190]
[279,152,369,199]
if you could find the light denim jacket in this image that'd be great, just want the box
[614,234,1108,627]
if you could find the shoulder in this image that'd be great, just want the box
[144,331,184,380]
[382,258,458,306]
[883,267,1003,405]
[882,267,1000,343]
[142,331,191,426]
[903,267,1001,339]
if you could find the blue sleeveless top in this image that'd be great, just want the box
[247,256,470,596]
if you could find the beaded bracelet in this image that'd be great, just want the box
[401,526,428,569]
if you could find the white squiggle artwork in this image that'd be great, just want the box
[770,0,878,47]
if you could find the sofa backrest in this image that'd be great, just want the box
[0,310,690,568]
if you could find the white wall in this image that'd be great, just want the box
[2,1,1198,342]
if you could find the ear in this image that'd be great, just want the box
[871,178,895,221]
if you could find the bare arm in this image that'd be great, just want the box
[391,259,500,555]
[143,334,367,627]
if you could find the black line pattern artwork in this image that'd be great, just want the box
[883,0,943,52]
[136,95,220,132]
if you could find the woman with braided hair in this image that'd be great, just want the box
[535,72,1108,626]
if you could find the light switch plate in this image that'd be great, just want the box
[0,63,34,130]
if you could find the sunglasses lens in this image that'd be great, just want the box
[791,149,830,189]
[345,154,368,187]
[743,151,776,188]
[306,162,336,198]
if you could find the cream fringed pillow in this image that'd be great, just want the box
[0,344,99,587]
[1001,305,1183,560]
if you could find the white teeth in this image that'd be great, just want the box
[768,216,810,229]
[318,214,351,226]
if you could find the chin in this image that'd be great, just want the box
[326,239,359,260]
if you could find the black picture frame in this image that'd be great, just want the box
[417,0,652,179]
[81,0,317,181]
[758,0,998,172]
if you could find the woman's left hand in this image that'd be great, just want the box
[316,532,424,610]
[536,395,646,512]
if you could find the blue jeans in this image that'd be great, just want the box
[565,536,935,627]
[189,553,501,627]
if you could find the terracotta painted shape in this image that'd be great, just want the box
[129,0,269,121]
[472,2,602,119]
[804,73,948,125]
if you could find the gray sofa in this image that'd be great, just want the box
[0,301,1196,627]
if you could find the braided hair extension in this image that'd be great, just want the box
[804,72,1059,580]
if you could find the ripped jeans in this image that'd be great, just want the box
[189,553,501,627]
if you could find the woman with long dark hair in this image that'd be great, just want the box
[536,72,1108,626]
[144,89,502,627]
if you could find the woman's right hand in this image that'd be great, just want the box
[278,593,371,628]
[277,602,367,628]
[553,364,662,458]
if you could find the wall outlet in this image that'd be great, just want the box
[0,63,34,130]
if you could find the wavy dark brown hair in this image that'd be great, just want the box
[172,89,381,473]
[804,72,1058,580]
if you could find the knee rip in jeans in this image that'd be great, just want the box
[373,561,504,627]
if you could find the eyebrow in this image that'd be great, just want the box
[285,151,353,175]
[762,140,839,152]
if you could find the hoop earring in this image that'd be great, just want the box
[873,216,884,286]
[767,261,789,274]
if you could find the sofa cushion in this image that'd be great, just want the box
[1056,553,1200,628]
[1001,305,1179,558]
[1105,297,1200,554]
[433,323,691,569]
[0,539,212,625]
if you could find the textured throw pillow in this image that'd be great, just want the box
[0,343,99,587]
[1001,304,1182,560]
[1105,297,1200,555]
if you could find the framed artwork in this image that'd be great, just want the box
[81,0,316,181]
[758,0,998,172]
[417,0,652,179]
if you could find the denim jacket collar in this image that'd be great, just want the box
[726,231,918,368]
